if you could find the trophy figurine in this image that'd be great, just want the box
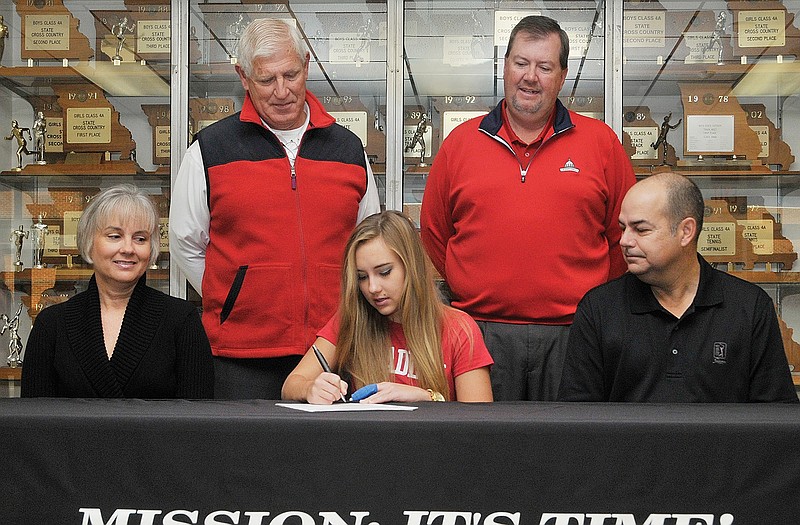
[31,215,48,269]
[111,16,135,62]
[405,114,429,167]
[705,11,726,65]
[353,17,374,63]
[151,222,168,269]
[4,120,34,171]
[471,12,487,58]
[33,112,47,165]
[10,225,28,271]
[227,14,247,60]
[0,15,9,66]
[651,113,682,166]
[1,303,24,368]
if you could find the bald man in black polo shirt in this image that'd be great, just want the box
[558,172,797,403]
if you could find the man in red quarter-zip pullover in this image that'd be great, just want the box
[420,15,636,401]
[170,19,380,399]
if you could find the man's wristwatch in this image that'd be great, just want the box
[427,389,446,402]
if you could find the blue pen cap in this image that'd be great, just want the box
[350,383,378,402]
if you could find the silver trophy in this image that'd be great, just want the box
[353,17,374,63]
[4,119,33,171]
[31,216,48,269]
[227,14,247,60]
[111,16,135,62]
[705,11,726,65]
[10,225,28,271]
[1,303,24,368]
[33,112,47,165]
[151,222,168,269]
[0,15,9,66]
[405,114,429,167]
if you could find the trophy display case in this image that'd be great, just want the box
[400,1,607,221]
[400,0,800,385]
[1,0,799,391]
[0,0,171,385]
[622,0,800,384]
[0,0,392,393]
[186,0,389,205]
[184,0,389,311]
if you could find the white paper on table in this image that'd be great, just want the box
[275,403,418,412]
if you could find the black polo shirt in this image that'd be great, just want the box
[559,255,798,402]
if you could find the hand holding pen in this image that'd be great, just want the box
[312,344,348,403]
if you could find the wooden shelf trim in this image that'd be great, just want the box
[0,367,22,381]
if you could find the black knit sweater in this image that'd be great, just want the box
[21,275,214,398]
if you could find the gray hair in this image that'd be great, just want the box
[77,184,160,266]
[237,18,308,77]
[505,15,570,70]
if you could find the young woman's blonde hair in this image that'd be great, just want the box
[335,211,451,398]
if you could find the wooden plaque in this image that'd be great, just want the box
[623,5,668,62]
[673,9,733,66]
[123,0,170,7]
[403,105,436,171]
[25,187,96,242]
[622,106,676,167]
[701,198,796,271]
[621,130,637,160]
[679,83,762,164]
[560,95,604,120]
[742,103,794,170]
[432,96,491,146]
[320,95,385,165]
[26,267,58,321]
[150,192,171,260]
[189,98,237,142]
[92,9,171,64]
[777,314,800,378]
[50,84,136,161]
[16,0,93,62]
[142,104,170,166]
[22,94,67,164]
[729,1,800,58]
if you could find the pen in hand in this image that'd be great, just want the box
[312,344,347,403]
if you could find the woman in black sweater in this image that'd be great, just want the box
[21,184,213,398]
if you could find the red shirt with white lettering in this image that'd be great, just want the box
[317,308,493,399]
